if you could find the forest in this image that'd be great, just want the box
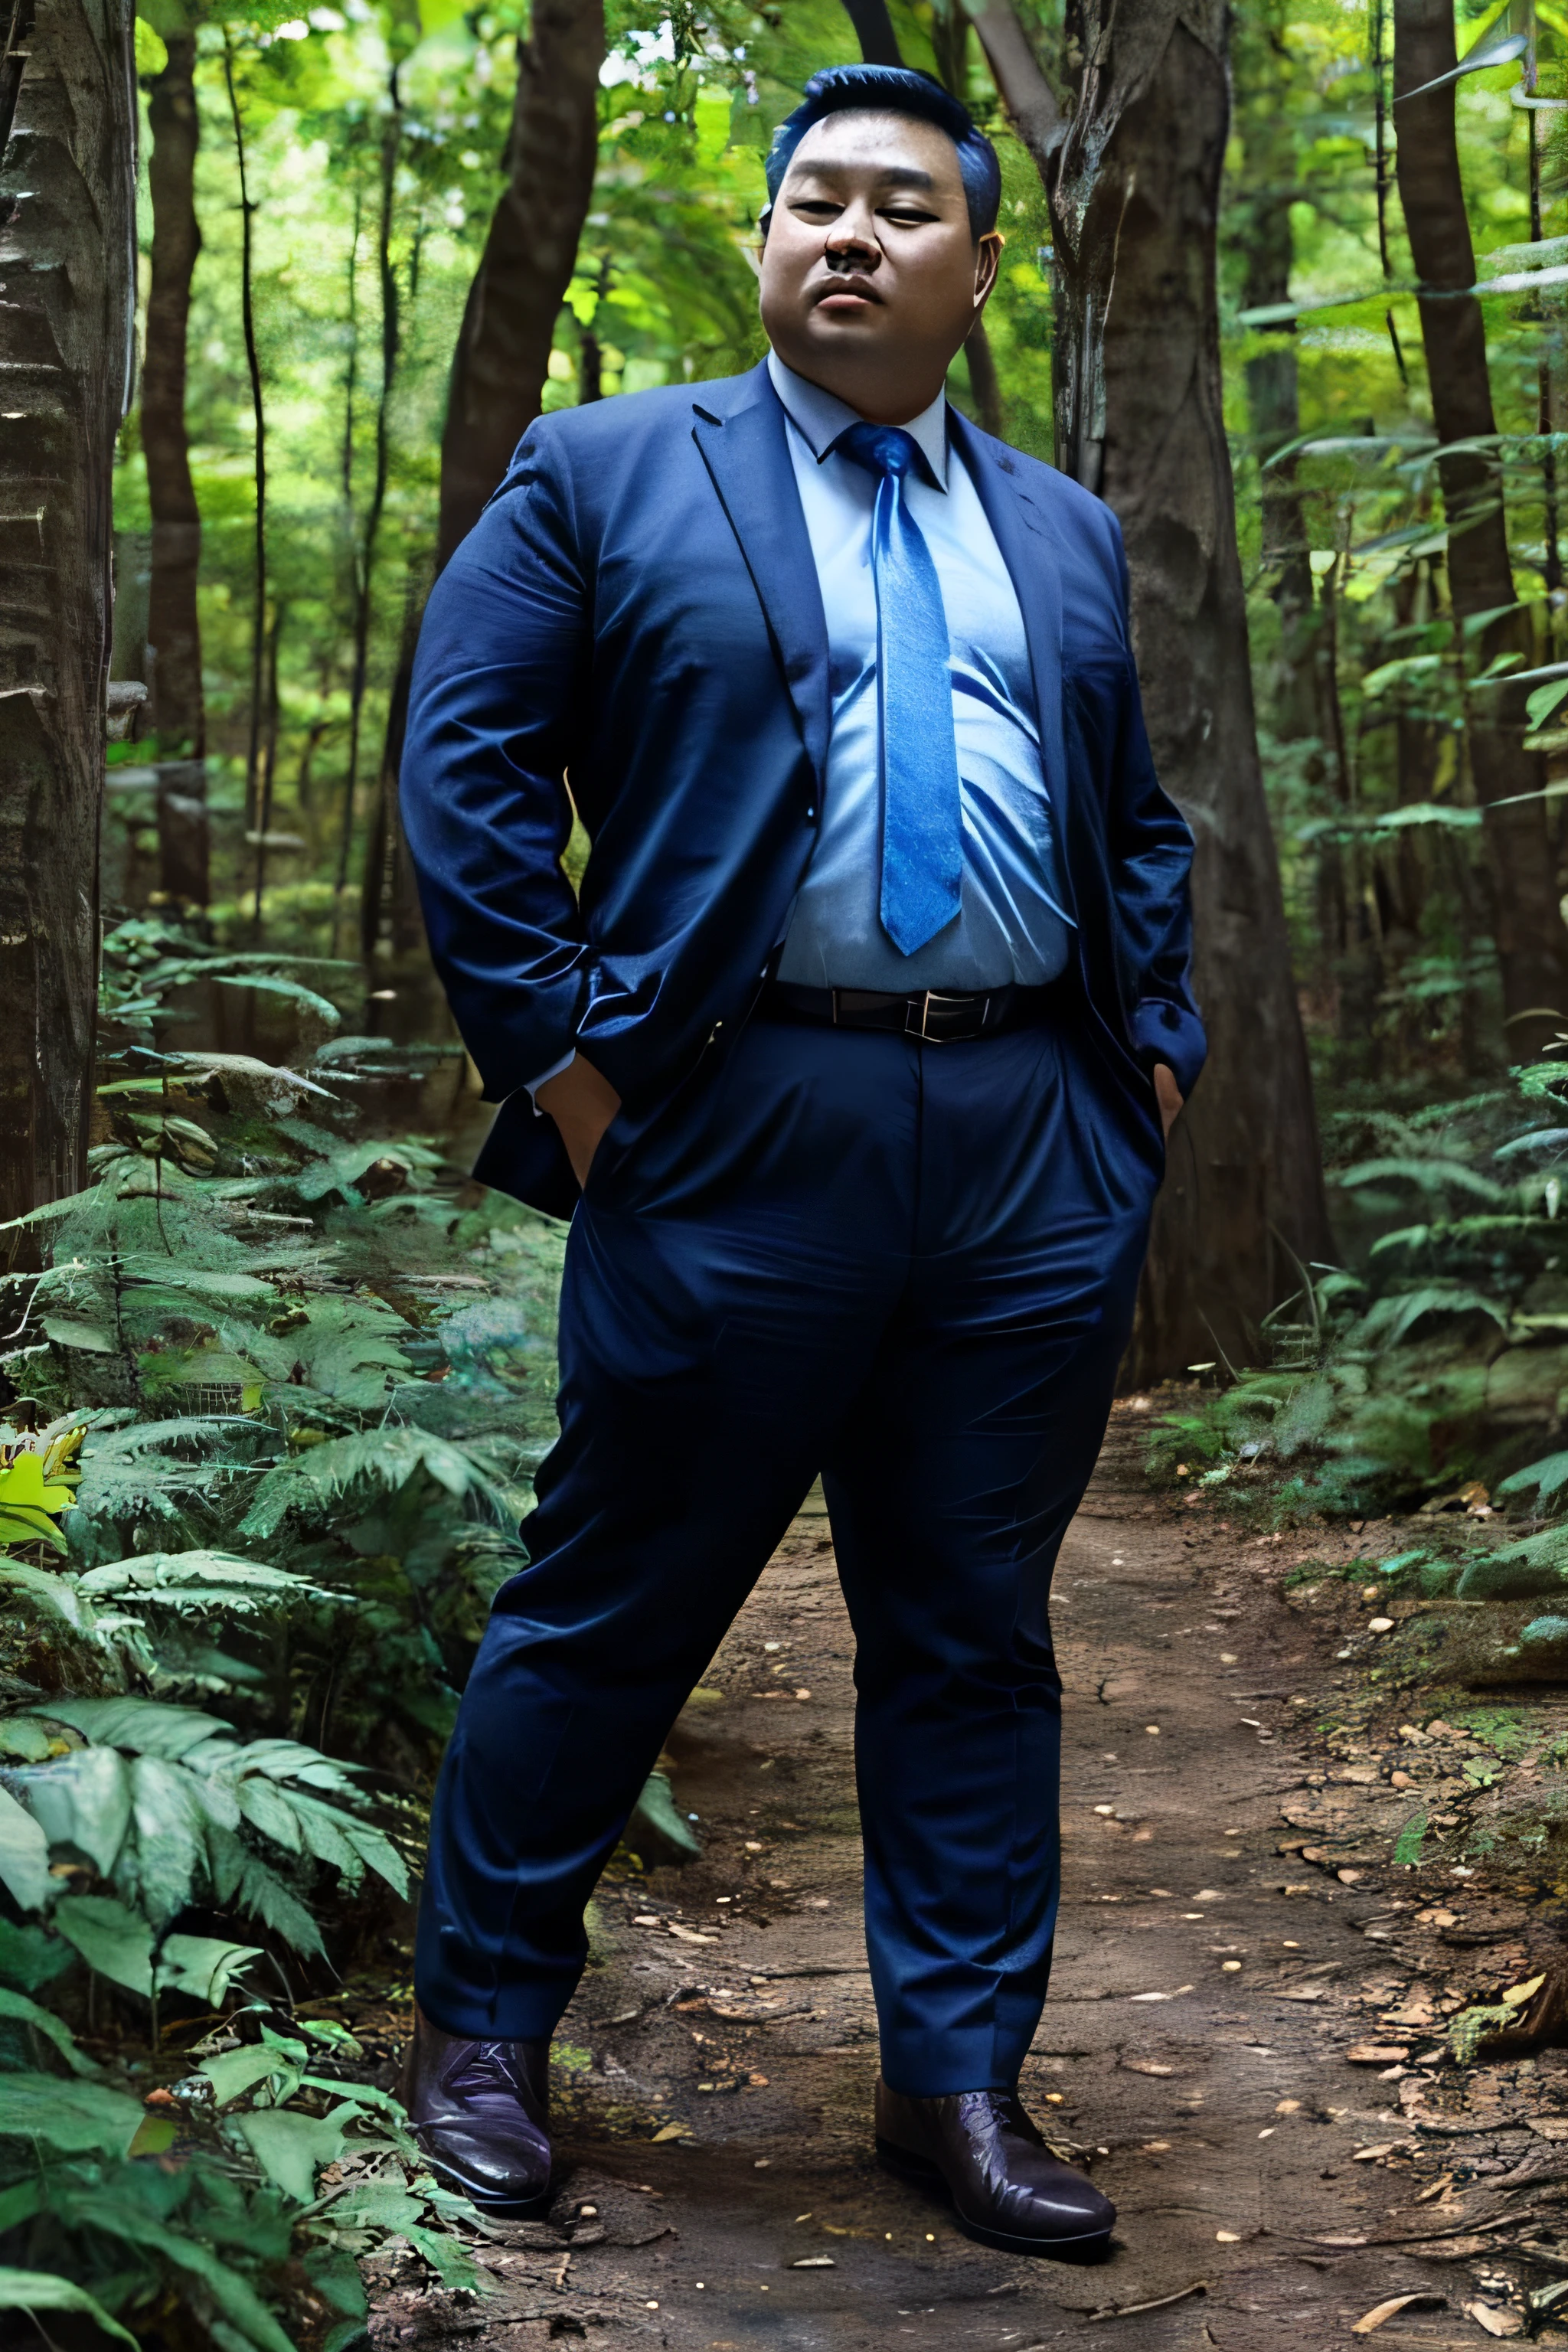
[15,0,1568,2340]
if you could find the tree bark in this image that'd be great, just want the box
[840,0,902,67]
[143,28,203,761]
[338,78,401,905]
[436,0,604,566]
[223,34,266,836]
[972,0,1333,1377]
[1394,0,1566,1052]
[0,0,136,1229]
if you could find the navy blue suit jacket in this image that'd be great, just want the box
[401,359,1205,1220]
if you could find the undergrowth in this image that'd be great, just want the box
[0,919,603,2347]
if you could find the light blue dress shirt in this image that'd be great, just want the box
[769,352,1073,995]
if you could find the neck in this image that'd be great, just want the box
[774,351,949,426]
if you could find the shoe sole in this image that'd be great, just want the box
[875,2135,1114,2263]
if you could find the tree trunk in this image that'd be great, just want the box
[840,0,901,67]
[1394,0,1567,1053]
[337,79,401,906]
[974,0,1333,1378]
[436,0,604,566]
[0,0,136,1229]
[367,0,603,967]
[143,29,203,760]
[223,34,266,836]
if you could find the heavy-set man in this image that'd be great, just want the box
[399,63,1203,2260]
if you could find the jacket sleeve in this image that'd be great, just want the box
[1105,516,1207,1102]
[400,425,593,1104]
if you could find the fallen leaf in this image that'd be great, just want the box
[1214,2230,1241,2244]
[1275,2100,1302,2115]
[632,1915,660,1927]
[1124,2060,1174,2076]
[1463,2302,1524,2338]
[1352,2142,1400,2161]
[650,2124,689,2142]
[1338,1868,1365,1885]
[1501,1974,1547,2009]
[1129,1987,1196,2002]
[667,1923,717,1944]
[792,2256,835,2268]
[1276,1985,1328,2001]
[1416,2171,1455,2201]
[1313,2233,1368,2247]
[1352,2292,1445,2335]
[1346,2043,1410,2064]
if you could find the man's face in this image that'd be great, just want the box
[758,109,1001,422]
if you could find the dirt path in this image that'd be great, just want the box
[368,1415,1552,2351]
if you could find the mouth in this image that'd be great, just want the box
[812,275,880,313]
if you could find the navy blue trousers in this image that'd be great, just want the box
[416,1004,1163,2095]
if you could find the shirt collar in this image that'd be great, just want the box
[766,349,949,490]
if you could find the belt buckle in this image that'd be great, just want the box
[909,990,982,1043]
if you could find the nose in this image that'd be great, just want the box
[824,202,880,268]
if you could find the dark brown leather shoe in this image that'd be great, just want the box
[875,2080,1115,2259]
[400,2004,552,2216]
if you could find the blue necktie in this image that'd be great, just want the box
[833,420,964,958]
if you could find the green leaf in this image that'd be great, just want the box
[0,1717,60,1763]
[40,1695,235,1759]
[41,1315,119,1354]
[1498,1449,1568,1501]
[628,1767,701,1863]
[1338,1156,1508,1200]
[69,2196,299,2352]
[1393,1814,1427,1867]
[16,1746,132,1875]
[52,1895,154,1997]
[305,2245,369,2323]
[79,1550,338,1612]
[0,1920,73,1991]
[126,1753,230,1922]
[1355,1285,1510,1346]
[0,1563,85,1618]
[0,1508,70,1553]
[1528,678,1568,730]
[217,972,343,1026]
[127,2112,178,2157]
[205,1825,327,1960]
[0,1786,51,1913]
[0,2074,144,2155]
[201,2043,299,2108]
[0,1985,99,2074]
[0,2269,138,2347]
[234,2102,354,2203]
[158,1933,261,2006]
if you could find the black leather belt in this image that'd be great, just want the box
[763,979,1050,1044]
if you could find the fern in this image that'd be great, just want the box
[0,946,571,2341]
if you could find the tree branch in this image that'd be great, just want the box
[963,0,1067,175]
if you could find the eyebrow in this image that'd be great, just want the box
[788,164,939,193]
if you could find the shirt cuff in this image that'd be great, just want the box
[522,1049,577,1114]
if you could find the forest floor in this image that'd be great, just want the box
[361,1409,1568,2352]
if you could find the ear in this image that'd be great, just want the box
[974,230,1003,310]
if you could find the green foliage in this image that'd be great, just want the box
[0,965,565,2342]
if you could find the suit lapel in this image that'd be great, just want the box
[949,410,1073,916]
[691,364,831,794]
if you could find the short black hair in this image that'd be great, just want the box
[763,62,1001,241]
